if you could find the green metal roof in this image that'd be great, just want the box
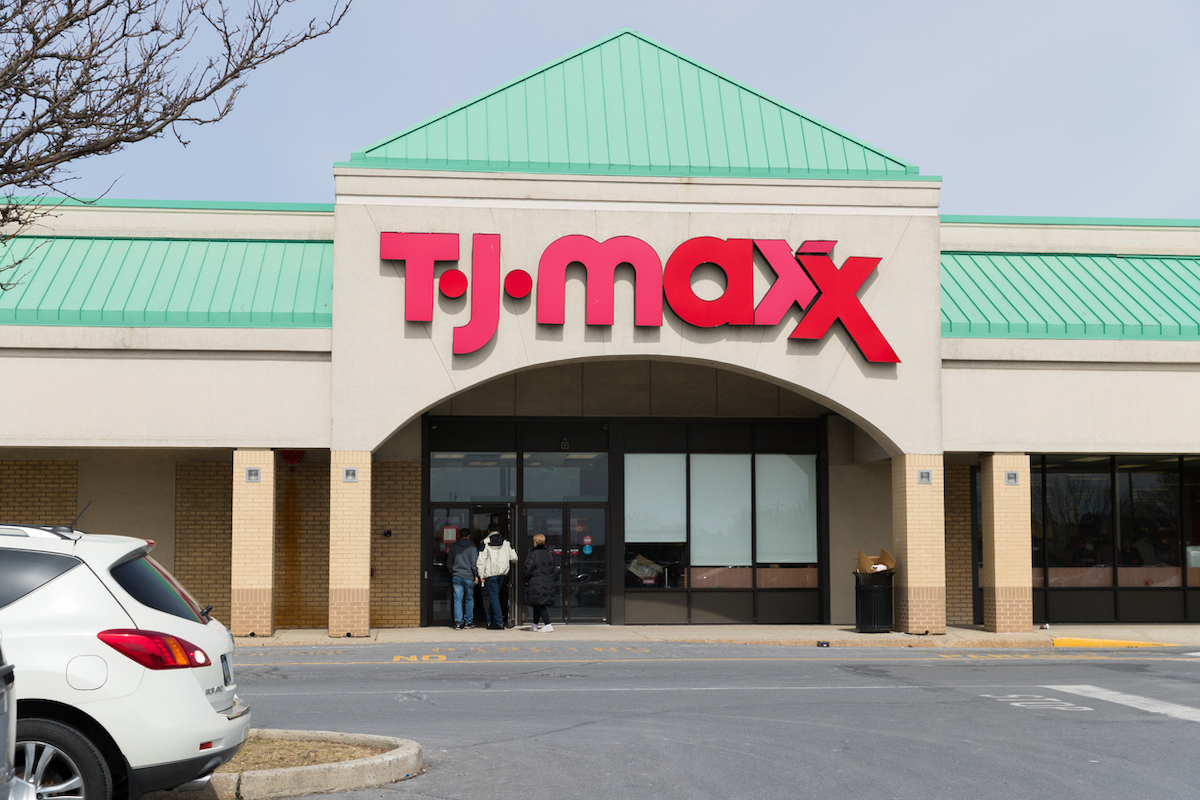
[0,237,333,328]
[942,252,1200,340]
[342,29,923,181]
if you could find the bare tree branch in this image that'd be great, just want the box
[0,0,353,288]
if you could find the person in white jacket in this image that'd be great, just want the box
[477,527,518,630]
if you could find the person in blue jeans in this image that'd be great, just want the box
[476,527,518,629]
[447,531,480,629]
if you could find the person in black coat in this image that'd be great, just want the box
[524,533,556,632]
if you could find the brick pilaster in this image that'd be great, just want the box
[891,454,947,634]
[329,451,371,637]
[230,449,275,636]
[981,453,1032,633]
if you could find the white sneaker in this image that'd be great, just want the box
[538,623,554,632]
[527,624,541,631]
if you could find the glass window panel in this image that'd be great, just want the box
[1117,456,1180,587]
[755,454,817,563]
[624,543,686,588]
[625,454,686,544]
[689,566,752,588]
[690,454,751,566]
[1031,457,1044,586]
[523,452,608,502]
[1047,566,1113,588]
[1044,456,1113,587]
[1186,457,1200,588]
[429,452,516,502]
[755,566,817,589]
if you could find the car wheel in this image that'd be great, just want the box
[16,718,113,800]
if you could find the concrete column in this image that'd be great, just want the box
[329,451,372,637]
[230,448,275,636]
[981,453,1033,633]
[891,454,947,634]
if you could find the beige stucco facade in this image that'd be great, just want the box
[2,180,1199,633]
[330,170,944,457]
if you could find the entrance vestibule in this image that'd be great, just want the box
[421,412,828,627]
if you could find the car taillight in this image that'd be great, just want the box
[98,629,210,670]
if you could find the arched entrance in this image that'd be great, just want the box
[369,358,900,627]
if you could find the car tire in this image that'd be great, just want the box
[16,718,113,800]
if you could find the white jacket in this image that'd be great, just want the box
[477,536,517,579]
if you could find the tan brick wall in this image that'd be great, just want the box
[981,453,1032,633]
[944,464,974,626]
[371,462,422,627]
[274,461,330,629]
[231,449,275,636]
[0,461,77,524]
[329,451,371,636]
[174,462,232,623]
[891,454,947,634]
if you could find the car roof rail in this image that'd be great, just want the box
[21,525,82,540]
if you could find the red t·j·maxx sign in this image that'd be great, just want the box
[379,233,900,363]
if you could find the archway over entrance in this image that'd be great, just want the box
[372,358,898,628]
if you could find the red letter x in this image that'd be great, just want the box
[790,241,899,363]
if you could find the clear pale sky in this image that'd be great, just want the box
[63,0,1200,219]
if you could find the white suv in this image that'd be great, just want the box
[0,526,250,800]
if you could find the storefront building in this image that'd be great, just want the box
[3,30,1199,634]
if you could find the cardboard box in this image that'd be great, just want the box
[626,554,664,580]
[855,548,896,574]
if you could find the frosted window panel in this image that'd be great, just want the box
[755,454,818,563]
[690,454,751,566]
[625,454,686,543]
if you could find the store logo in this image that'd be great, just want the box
[379,233,899,362]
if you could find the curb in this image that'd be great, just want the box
[149,730,422,800]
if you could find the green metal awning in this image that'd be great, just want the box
[0,237,333,328]
[941,252,1200,340]
[342,29,923,181]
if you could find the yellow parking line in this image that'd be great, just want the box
[1052,637,1167,648]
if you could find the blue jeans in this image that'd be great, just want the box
[485,575,504,626]
[452,575,475,625]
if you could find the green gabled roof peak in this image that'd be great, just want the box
[342,29,923,181]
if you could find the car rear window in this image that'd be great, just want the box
[110,555,205,624]
[0,551,80,609]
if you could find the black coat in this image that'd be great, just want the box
[523,545,556,606]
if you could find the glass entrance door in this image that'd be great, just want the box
[522,506,607,623]
[429,504,513,627]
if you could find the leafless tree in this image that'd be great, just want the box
[0,0,352,289]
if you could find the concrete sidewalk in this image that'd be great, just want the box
[235,623,1200,649]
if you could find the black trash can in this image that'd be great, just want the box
[854,570,894,633]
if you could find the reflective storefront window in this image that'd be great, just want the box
[1031,458,1044,588]
[1186,458,1200,587]
[430,452,516,502]
[1117,456,1181,588]
[1044,456,1113,588]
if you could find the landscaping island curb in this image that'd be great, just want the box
[147,730,422,800]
